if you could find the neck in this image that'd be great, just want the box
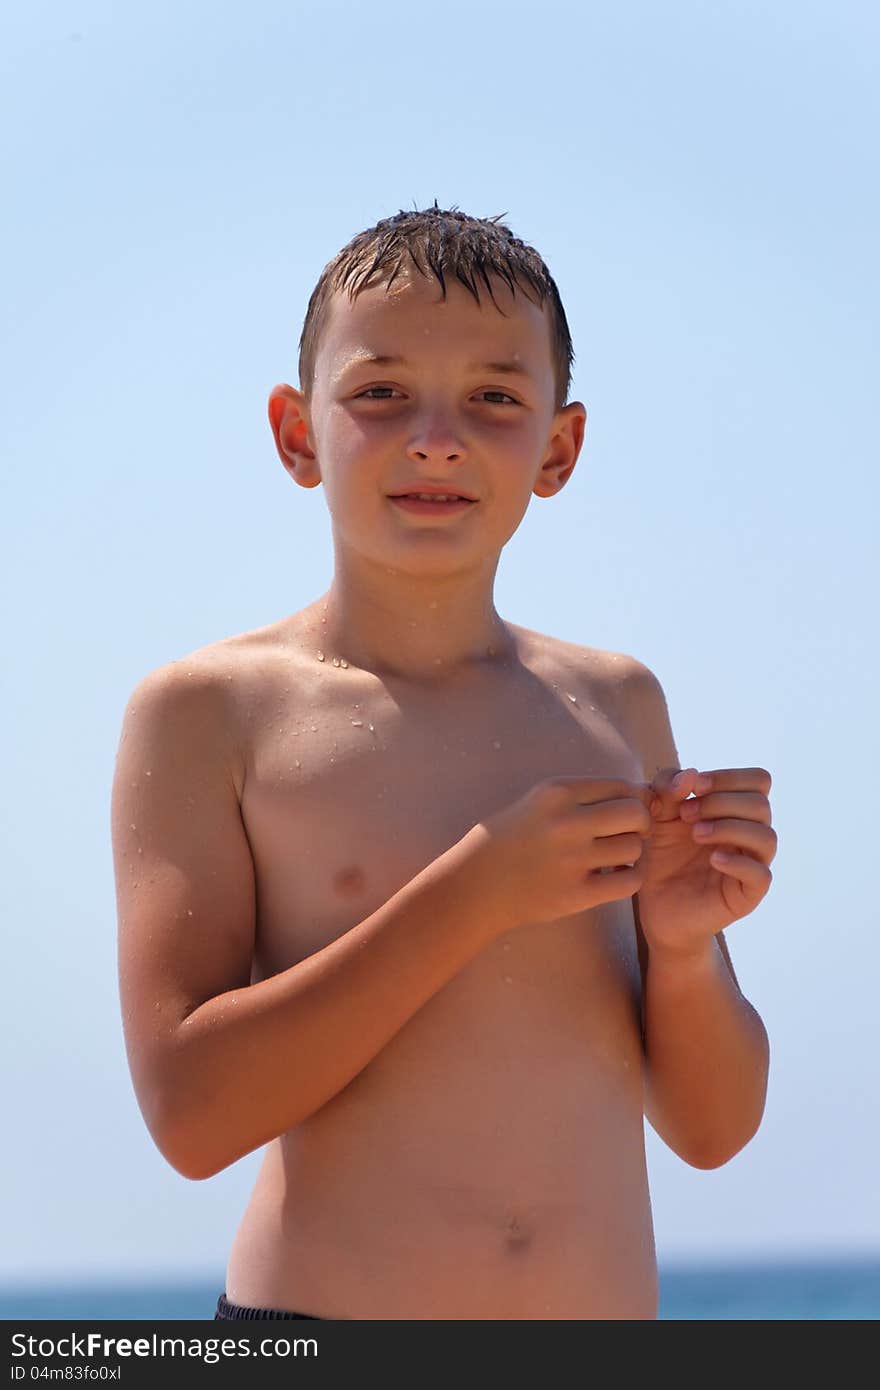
[303,559,519,684]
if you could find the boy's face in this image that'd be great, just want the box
[269,269,585,576]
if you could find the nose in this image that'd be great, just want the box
[406,415,468,464]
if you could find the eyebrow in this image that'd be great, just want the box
[339,352,535,379]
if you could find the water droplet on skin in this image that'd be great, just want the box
[352,720,363,727]
[187,910,193,917]
[340,659,349,668]
[368,723,375,733]
[492,740,502,749]
[316,651,325,661]
[137,848,142,855]
[311,726,317,732]
[565,692,577,703]
[295,760,301,768]
[130,824,136,830]
[145,770,152,777]
[332,658,340,667]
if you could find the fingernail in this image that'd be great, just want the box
[673,771,688,790]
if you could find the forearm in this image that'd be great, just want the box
[161,827,502,1180]
[642,935,769,1168]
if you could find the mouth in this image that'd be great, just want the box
[388,494,477,515]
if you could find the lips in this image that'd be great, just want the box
[389,495,476,515]
[388,485,478,501]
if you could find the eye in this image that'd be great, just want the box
[353,387,520,405]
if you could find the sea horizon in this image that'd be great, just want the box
[3,1252,878,1321]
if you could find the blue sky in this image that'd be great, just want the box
[2,0,878,1286]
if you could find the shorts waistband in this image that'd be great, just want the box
[214,1292,322,1320]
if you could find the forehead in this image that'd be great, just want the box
[317,269,554,385]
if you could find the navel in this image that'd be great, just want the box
[503,1211,534,1253]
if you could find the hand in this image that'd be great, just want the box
[636,766,776,958]
[471,776,654,930]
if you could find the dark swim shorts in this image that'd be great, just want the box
[215,1292,323,1320]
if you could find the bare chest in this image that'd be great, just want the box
[237,646,643,986]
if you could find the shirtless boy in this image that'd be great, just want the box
[112,204,774,1321]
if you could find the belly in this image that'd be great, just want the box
[225,921,658,1320]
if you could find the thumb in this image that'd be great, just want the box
[650,766,698,821]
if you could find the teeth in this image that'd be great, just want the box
[404,493,462,502]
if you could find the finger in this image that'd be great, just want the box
[552,777,655,811]
[691,768,773,796]
[691,817,778,865]
[579,797,653,837]
[709,849,773,911]
[679,791,772,827]
[649,767,700,820]
[588,830,646,868]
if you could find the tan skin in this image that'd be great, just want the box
[113,271,774,1319]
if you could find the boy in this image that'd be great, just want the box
[112,204,774,1321]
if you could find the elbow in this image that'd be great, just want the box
[163,1142,222,1183]
[156,1109,236,1181]
[680,1116,765,1171]
[683,1145,736,1171]
[131,1043,243,1181]
[147,1115,213,1182]
[143,1087,229,1182]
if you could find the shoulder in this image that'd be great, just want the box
[513,624,640,685]
[121,635,265,802]
[544,636,678,780]
[122,619,317,800]
[535,628,662,701]
[126,636,250,712]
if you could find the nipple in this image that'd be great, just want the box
[332,864,366,897]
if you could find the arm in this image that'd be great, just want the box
[112,662,499,1182]
[622,660,770,1169]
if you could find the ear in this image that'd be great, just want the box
[267,384,321,490]
[533,401,587,498]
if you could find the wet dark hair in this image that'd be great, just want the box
[297,201,575,413]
